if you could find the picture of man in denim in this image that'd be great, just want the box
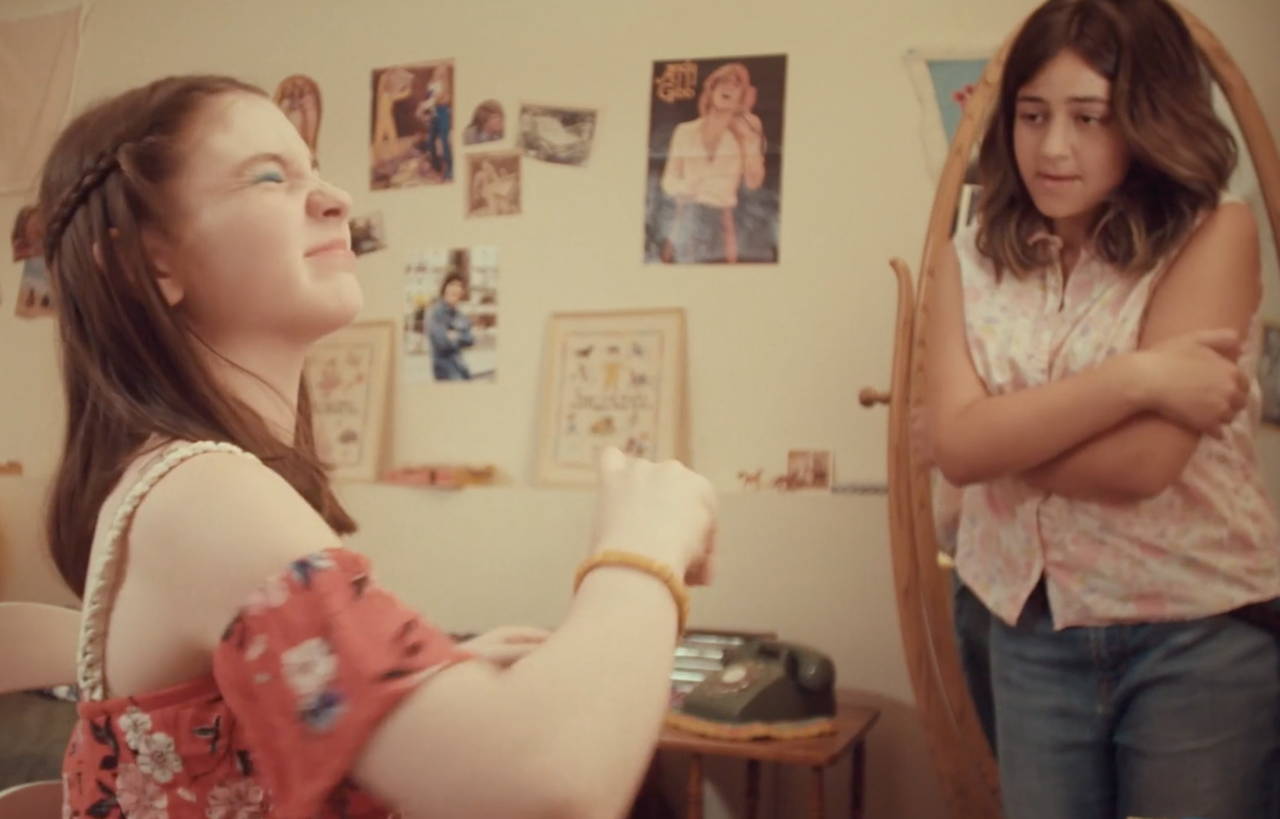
[428,273,473,380]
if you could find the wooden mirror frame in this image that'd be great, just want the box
[874,5,1280,817]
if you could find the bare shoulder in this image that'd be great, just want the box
[939,235,962,272]
[1207,197,1258,230]
[1170,198,1261,281]
[1199,198,1257,241]
[1143,199,1261,340]
[124,448,340,644]
[132,449,334,542]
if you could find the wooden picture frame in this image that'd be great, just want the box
[535,308,689,486]
[304,321,394,481]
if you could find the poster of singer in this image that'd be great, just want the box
[644,54,786,265]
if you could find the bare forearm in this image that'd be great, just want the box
[741,139,765,189]
[357,567,678,818]
[934,353,1148,485]
[1022,413,1197,501]
[512,567,678,815]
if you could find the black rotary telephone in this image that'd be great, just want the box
[676,639,836,728]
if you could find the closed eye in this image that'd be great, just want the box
[253,170,286,184]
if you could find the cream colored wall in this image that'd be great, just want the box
[2,0,1277,816]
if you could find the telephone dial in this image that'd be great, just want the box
[667,639,837,740]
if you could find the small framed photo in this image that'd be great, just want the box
[786,449,833,491]
[536,308,688,486]
[304,321,395,481]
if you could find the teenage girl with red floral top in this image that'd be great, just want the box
[42,75,716,818]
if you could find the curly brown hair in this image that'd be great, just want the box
[975,0,1237,277]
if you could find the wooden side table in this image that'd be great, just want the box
[657,694,880,818]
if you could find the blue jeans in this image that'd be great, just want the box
[991,583,1280,819]
[427,103,452,180]
[953,574,998,757]
[670,201,733,264]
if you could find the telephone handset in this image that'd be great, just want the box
[669,638,837,740]
[727,639,835,693]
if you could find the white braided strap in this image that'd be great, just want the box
[76,440,259,701]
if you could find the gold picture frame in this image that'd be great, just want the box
[536,308,689,487]
[304,320,395,481]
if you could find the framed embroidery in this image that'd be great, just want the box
[304,321,394,481]
[535,309,689,486]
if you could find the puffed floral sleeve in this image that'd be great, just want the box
[212,548,471,818]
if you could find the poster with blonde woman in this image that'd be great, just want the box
[644,54,786,265]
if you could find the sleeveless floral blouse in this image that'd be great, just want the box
[951,206,1280,628]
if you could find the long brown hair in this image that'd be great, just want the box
[976,0,1237,276]
[39,75,355,598]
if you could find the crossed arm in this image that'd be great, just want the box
[925,202,1260,502]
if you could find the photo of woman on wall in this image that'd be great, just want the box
[644,54,786,265]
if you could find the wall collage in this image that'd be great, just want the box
[5,43,1022,492]
[229,54,795,489]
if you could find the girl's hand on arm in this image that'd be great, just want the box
[1131,328,1247,434]
[1021,201,1261,500]
[355,448,718,818]
[927,242,1155,485]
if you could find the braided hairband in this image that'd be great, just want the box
[42,149,123,263]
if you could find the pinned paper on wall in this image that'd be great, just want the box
[402,246,499,383]
[463,99,505,146]
[466,152,521,218]
[644,54,787,265]
[465,152,519,217]
[15,256,54,319]
[904,49,991,183]
[350,211,386,256]
[517,103,597,167]
[273,74,322,154]
[370,59,455,189]
[11,204,41,261]
[11,203,52,316]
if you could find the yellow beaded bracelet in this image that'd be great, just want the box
[574,550,689,636]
